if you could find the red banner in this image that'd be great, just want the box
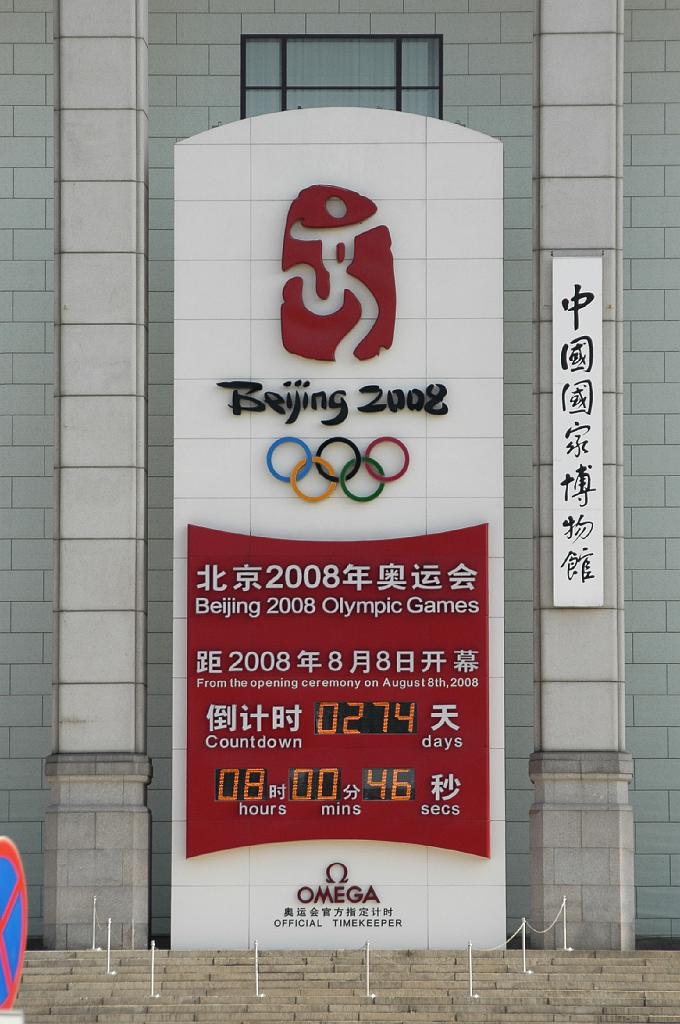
[186,525,489,858]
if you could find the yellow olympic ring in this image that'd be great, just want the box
[290,456,337,503]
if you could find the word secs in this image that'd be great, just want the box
[217,379,449,426]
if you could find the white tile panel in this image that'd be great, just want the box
[174,438,251,498]
[427,200,503,260]
[172,884,250,949]
[427,259,503,320]
[252,144,427,202]
[251,107,427,146]
[426,438,504,498]
[175,261,251,320]
[175,144,251,201]
[426,141,504,199]
[174,202,251,261]
[427,884,507,948]
[427,318,503,379]
[174,320,252,380]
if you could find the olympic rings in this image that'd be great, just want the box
[266,436,409,503]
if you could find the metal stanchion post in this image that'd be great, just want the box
[467,941,479,999]
[365,941,375,1000]
[521,917,532,974]
[91,896,97,951]
[254,940,265,998]
[131,919,135,951]
[106,918,116,976]
[562,896,571,950]
[150,939,160,998]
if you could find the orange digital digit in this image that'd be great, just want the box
[342,702,365,734]
[216,768,239,801]
[291,768,312,800]
[243,768,265,800]
[373,701,390,733]
[316,702,339,735]
[365,768,388,800]
[317,768,339,800]
[394,702,416,733]
[391,768,413,800]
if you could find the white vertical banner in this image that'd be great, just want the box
[552,256,604,607]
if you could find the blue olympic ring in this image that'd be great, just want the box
[266,437,313,482]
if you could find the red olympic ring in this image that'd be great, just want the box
[365,436,410,483]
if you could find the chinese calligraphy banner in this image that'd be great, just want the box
[552,257,604,607]
[186,524,489,859]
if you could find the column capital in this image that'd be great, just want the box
[529,750,633,784]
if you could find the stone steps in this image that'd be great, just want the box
[16,950,680,1024]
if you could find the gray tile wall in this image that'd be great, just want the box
[147,0,535,936]
[0,0,54,939]
[624,0,680,942]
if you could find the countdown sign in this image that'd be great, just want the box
[186,523,489,859]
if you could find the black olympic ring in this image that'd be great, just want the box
[316,437,362,482]
[265,436,410,503]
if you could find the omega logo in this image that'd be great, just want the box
[325,861,349,884]
[296,862,380,905]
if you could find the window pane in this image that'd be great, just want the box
[401,89,438,117]
[401,38,439,87]
[287,38,395,87]
[245,39,280,86]
[286,88,396,111]
[245,89,282,117]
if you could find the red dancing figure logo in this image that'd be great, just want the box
[281,184,397,362]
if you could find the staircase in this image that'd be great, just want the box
[16,949,680,1023]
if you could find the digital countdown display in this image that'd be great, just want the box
[186,524,489,858]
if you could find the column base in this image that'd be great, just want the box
[529,751,634,950]
[43,753,152,950]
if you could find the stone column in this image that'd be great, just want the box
[44,0,151,949]
[530,0,634,948]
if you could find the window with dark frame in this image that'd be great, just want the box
[241,36,442,120]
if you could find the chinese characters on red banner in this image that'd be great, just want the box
[186,525,490,858]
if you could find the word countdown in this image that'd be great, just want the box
[186,524,489,858]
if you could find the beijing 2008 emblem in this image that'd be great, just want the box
[281,184,397,362]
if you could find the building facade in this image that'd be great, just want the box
[0,0,679,948]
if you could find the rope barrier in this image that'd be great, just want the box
[525,896,567,936]
[466,896,570,999]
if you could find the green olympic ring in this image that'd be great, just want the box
[339,457,385,503]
